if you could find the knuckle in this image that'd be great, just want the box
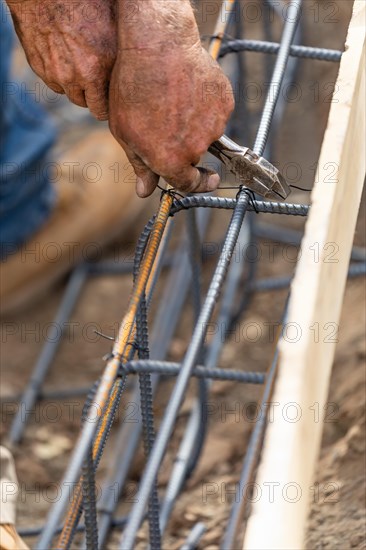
[93,111,108,121]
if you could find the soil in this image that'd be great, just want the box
[1,1,365,549]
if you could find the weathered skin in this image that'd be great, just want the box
[6,0,234,196]
[7,0,117,120]
[109,0,234,196]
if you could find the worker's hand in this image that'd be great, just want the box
[7,0,117,120]
[109,0,234,197]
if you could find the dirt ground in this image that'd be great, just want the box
[1,1,365,549]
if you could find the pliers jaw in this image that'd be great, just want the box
[208,136,291,201]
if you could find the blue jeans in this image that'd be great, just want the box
[0,1,57,259]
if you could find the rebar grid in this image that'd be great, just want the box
[6,1,364,549]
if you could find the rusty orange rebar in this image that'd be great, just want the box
[57,195,173,548]
[57,1,236,546]
[208,0,236,58]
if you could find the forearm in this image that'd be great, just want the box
[117,0,200,51]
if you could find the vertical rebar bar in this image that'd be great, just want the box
[253,0,303,156]
[9,265,88,444]
[119,191,250,550]
[136,295,161,549]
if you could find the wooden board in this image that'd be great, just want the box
[243,1,366,548]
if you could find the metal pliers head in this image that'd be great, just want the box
[208,135,291,201]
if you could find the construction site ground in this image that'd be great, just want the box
[1,1,365,548]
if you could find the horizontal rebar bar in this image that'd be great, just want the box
[252,262,366,292]
[18,516,128,538]
[120,360,265,384]
[219,39,342,62]
[254,221,366,263]
[170,195,309,217]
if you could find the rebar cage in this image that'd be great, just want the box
[5,1,365,549]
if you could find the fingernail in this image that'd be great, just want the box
[207,173,220,191]
[136,177,146,197]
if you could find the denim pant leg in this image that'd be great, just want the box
[0,2,57,259]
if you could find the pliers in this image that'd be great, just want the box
[208,135,291,201]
